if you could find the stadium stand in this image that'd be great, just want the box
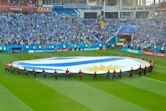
[0,12,165,52]
[0,0,165,53]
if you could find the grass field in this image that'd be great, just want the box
[0,49,166,111]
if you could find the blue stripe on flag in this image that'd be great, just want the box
[18,57,123,67]
[24,67,64,71]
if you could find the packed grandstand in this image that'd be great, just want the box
[0,0,165,53]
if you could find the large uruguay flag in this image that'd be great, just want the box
[11,56,150,74]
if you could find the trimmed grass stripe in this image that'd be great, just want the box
[146,72,166,82]
[154,65,166,74]
[143,77,166,84]
[120,77,166,97]
[0,75,90,111]
[39,79,147,111]
[86,80,166,111]
[0,85,33,111]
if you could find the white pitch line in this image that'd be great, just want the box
[143,77,166,84]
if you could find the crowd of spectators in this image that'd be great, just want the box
[0,12,97,45]
[0,11,165,52]
[2,0,39,7]
[109,12,166,52]
[132,12,166,52]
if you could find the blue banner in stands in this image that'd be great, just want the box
[119,25,137,35]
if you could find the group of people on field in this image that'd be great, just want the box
[4,60,154,80]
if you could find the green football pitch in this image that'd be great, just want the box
[0,49,166,111]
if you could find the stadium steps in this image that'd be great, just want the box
[84,38,92,46]
[75,9,80,15]
[89,32,100,41]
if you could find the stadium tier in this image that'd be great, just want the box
[0,11,165,53]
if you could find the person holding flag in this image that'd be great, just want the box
[42,69,46,78]
[10,64,14,73]
[93,71,97,80]
[65,68,70,80]
[118,69,122,79]
[129,67,134,78]
[144,66,147,76]
[148,60,154,73]
[106,70,110,79]
[78,69,83,80]
[32,68,36,78]
[112,69,116,79]
[16,66,20,74]
[138,65,142,77]
[54,70,58,80]
[24,67,28,76]
[150,60,154,72]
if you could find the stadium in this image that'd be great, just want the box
[0,0,166,111]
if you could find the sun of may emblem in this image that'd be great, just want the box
[86,65,122,72]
